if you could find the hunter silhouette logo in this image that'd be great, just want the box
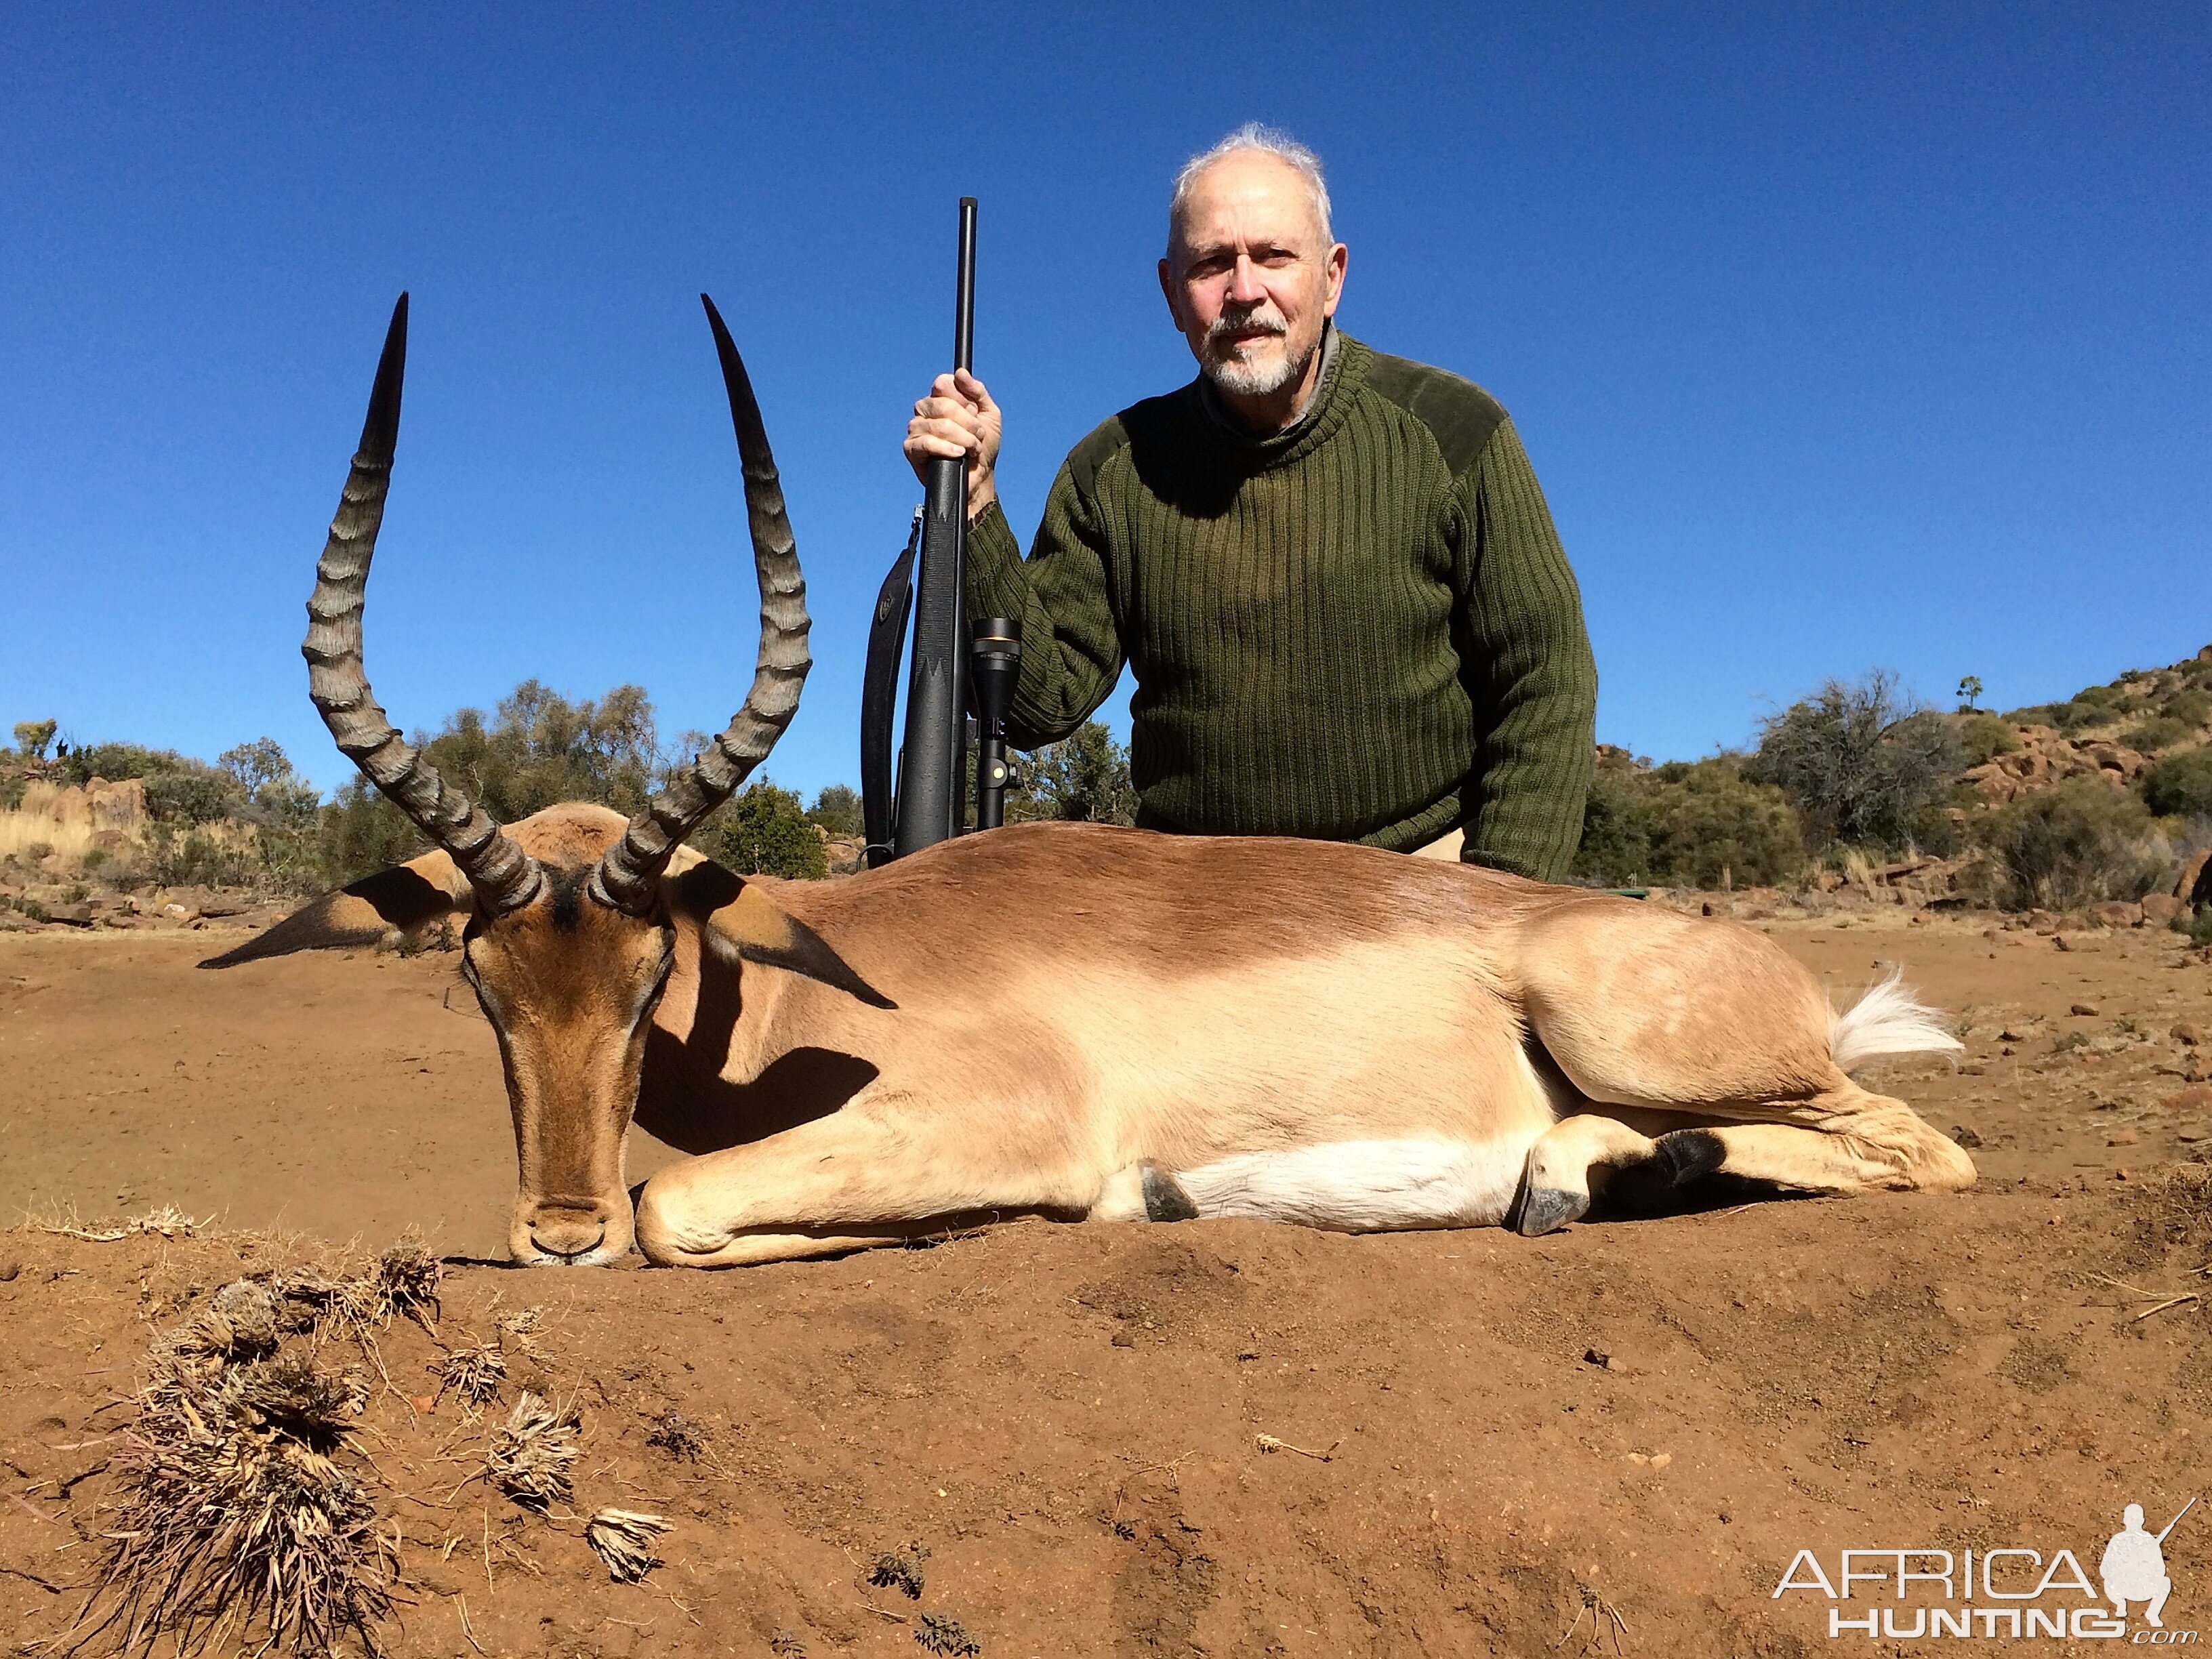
[1771,1494,2200,1641]
[2103,1497,2195,1630]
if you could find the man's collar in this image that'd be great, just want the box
[1195,322,1341,449]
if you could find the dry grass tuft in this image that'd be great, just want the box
[66,1324,395,1656]
[373,1233,443,1333]
[430,1341,508,1413]
[0,809,96,863]
[26,1202,211,1244]
[485,1392,581,1511]
[583,1508,672,1583]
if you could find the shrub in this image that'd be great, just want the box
[1574,756,1805,889]
[2163,688,2212,729]
[2143,750,2212,821]
[314,682,668,884]
[2121,716,2194,754]
[692,781,827,880]
[1957,712,2020,767]
[1008,722,1136,826]
[1979,778,2171,911]
[1747,671,1963,853]
[146,823,257,888]
[806,784,863,838]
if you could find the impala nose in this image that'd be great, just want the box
[528,1207,608,1263]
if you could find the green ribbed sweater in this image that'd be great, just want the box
[964,329,1597,881]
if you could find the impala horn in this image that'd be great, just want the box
[589,295,811,916]
[302,294,544,916]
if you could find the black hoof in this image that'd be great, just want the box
[1514,1185,1589,1237]
[1654,1128,1727,1187]
[1140,1162,1199,1223]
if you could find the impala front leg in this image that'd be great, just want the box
[634,1095,1106,1267]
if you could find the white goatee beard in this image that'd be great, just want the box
[1201,306,1310,398]
[1205,345,1307,398]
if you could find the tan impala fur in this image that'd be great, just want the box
[205,294,1975,1268]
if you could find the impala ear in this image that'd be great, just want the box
[199,851,475,969]
[666,859,893,1009]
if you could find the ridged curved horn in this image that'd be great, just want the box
[302,295,544,916]
[590,295,810,915]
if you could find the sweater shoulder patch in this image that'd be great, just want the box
[1361,352,1508,478]
[1066,401,1154,498]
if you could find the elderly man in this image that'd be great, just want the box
[904,125,1596,880]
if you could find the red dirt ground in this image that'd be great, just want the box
[4,912,2211,1656]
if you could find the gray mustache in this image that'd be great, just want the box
[1206,309,1288,346]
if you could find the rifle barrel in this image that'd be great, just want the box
[954,197,977,374]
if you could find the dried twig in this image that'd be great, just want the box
[1254,1433,1339,1462]
[1556,1579,1631,1653]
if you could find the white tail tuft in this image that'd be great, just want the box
[1828,969,1964,1077]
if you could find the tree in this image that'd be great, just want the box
[1574,754,1805,889]
[1011,722,1136,825]
[807,783,863,838]
[693,780,827,879]
[12,719,56,761]
[1957,675,1982,712]
[1746,670,1963,853]
[316,680,667,883]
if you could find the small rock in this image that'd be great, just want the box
[2174,1023,2204,1047]
[2054,935,2073,952]
[2161,1087,2212,1114]
[1650,1451,1673,1469]
[2108,1130,2140,1147]
[1999,1027,2026,1042]
[1951,1126,1984,1149]
[2071,1003,2100,1017]
[0,1258,20,1282]
[1582,1347,1612,1369]
[2144,894,2184,928]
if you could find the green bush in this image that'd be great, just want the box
[2142,750,2212,821]
[2163,688,2212,728]
[1574,756,1805,889]
[1979,778,2171,910]
[313,681,667,884]
[2121,716,2194,754]
[145,823,256,888]
[2184,907,2212,949]
[1008,722,1136,826]
[806,784,863,838]
[691,781,826,879]
[2072,684,2125,710]
[1957,712,2020,766]
[1747,671,1962,853]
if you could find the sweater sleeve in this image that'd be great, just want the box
[964,462,1126,749]
[1456,419,1597,881]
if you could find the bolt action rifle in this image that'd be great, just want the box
[859,198,1022,867]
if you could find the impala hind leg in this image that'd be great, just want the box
[634,1101,1098,1267]
[1648,1090,1978,1196]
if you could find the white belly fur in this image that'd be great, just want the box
[1172,1136,1530,1231]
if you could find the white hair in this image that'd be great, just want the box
[1168,123,1334,249]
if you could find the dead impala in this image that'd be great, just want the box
[204,295,1975,1268]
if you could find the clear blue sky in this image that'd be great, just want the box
[3,3,2205,800]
